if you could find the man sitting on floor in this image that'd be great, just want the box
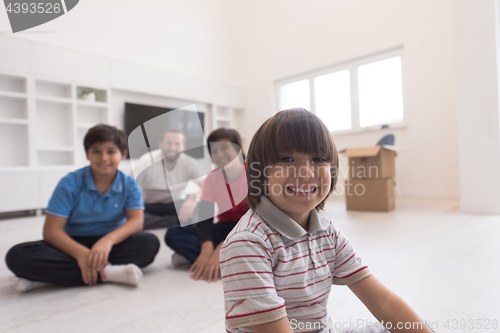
[134,129,205,229]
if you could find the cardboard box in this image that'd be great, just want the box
[345,178,395,212]
[341,146,398,180]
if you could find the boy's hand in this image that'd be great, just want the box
[190,248,212,281]
[205,253,221,282]
[76,251,99,285]
[88,237,113,271]
[190,242,221,282]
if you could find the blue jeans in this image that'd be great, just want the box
[164,222,237,263]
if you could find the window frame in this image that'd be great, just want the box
[275,47,407,135]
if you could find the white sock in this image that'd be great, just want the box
[171,253,190,267]
[14,278,49,292]
[103,264,142,286]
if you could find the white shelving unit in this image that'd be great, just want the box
[0,72,111,213]
[0,74,29,167]
[212,105,231,129]
[211,105,247,146]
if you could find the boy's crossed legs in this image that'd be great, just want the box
[5,232,160,290]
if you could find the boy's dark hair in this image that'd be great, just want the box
[246,108,338,211]
[206,128,245,160]
[84,124,128,155]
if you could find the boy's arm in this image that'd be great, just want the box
[348,275,432,333]
[97,209,143,245]
[87,209,143,271]
[43,214,90,260]
[253,317,293,333]
[43,214,97,285]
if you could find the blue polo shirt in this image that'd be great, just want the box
[46,166,144,237]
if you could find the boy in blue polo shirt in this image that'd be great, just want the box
[5,125,160,291]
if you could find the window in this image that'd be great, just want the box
[276,49,404,132]
[358,57,403,128]
[315,70,351,131]
[279,79,310,110]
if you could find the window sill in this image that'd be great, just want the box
[331,122,408,137]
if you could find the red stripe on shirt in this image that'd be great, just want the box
[293,290,331,303]
[224,286,276,293]
[273,262,329,278]
[251,221,263,233]
[332,266,368,279]
[225,304,285,319]
[335,239,349,255]
[286,299,327,311]
[311,234,329,242]
[284,239,308,249]
[277,253,309,263]
[221,239,269,251]
[335,252,356,269]
[276,276,331,292]
[237,211,255,233]
[221,270,273,279]
[220,255,271,264]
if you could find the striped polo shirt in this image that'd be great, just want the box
[220,196,371,333]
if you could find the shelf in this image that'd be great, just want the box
[215,106,231,118]
[76,86,107,103]
[36,80,72,99]
[0,94,28,120]
[75,128,88,166]
[76,100,108,107]
[0,123,29,167]
[0,118,28,125]
[76,104,107,125]
[36,101,73,148]
[0,74,26,94]
[0,73,110,170]
[0,91,27,99]
[215,116,231,122]
[38,151,74,166]
[36,96,73,105]
[38,146,75,152]
[215,119,231,129]
[0,165,75,173]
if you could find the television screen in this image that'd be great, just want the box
[124,103,205,159]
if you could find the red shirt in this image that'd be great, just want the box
[200,164,248,223]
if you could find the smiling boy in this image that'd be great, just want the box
[219,109,433,333]
[6,125,160,291]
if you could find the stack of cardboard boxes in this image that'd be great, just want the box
[341,146,398,212]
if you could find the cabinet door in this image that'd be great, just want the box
[39,172,67,208]
[0,173,39,212]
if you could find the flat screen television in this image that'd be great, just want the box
[124,103,205,159]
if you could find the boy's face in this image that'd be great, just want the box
[86,141,125,177]
[267,151,331,224]
[210,139,240,168]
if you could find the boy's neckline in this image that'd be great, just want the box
[255,196,329,239]
[88,167,119,195]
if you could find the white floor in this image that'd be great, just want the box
[0,197,499,333]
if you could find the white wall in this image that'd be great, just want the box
[239,0,459,198]
[0,0,245,88]
[453,0,500,214]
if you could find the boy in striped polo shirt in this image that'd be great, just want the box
[219,109,433,333]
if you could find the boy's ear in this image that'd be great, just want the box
[121,150,128,160]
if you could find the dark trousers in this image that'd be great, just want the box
[164,222,237,263]
[5,232,160,286]
[144,201,185,230]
